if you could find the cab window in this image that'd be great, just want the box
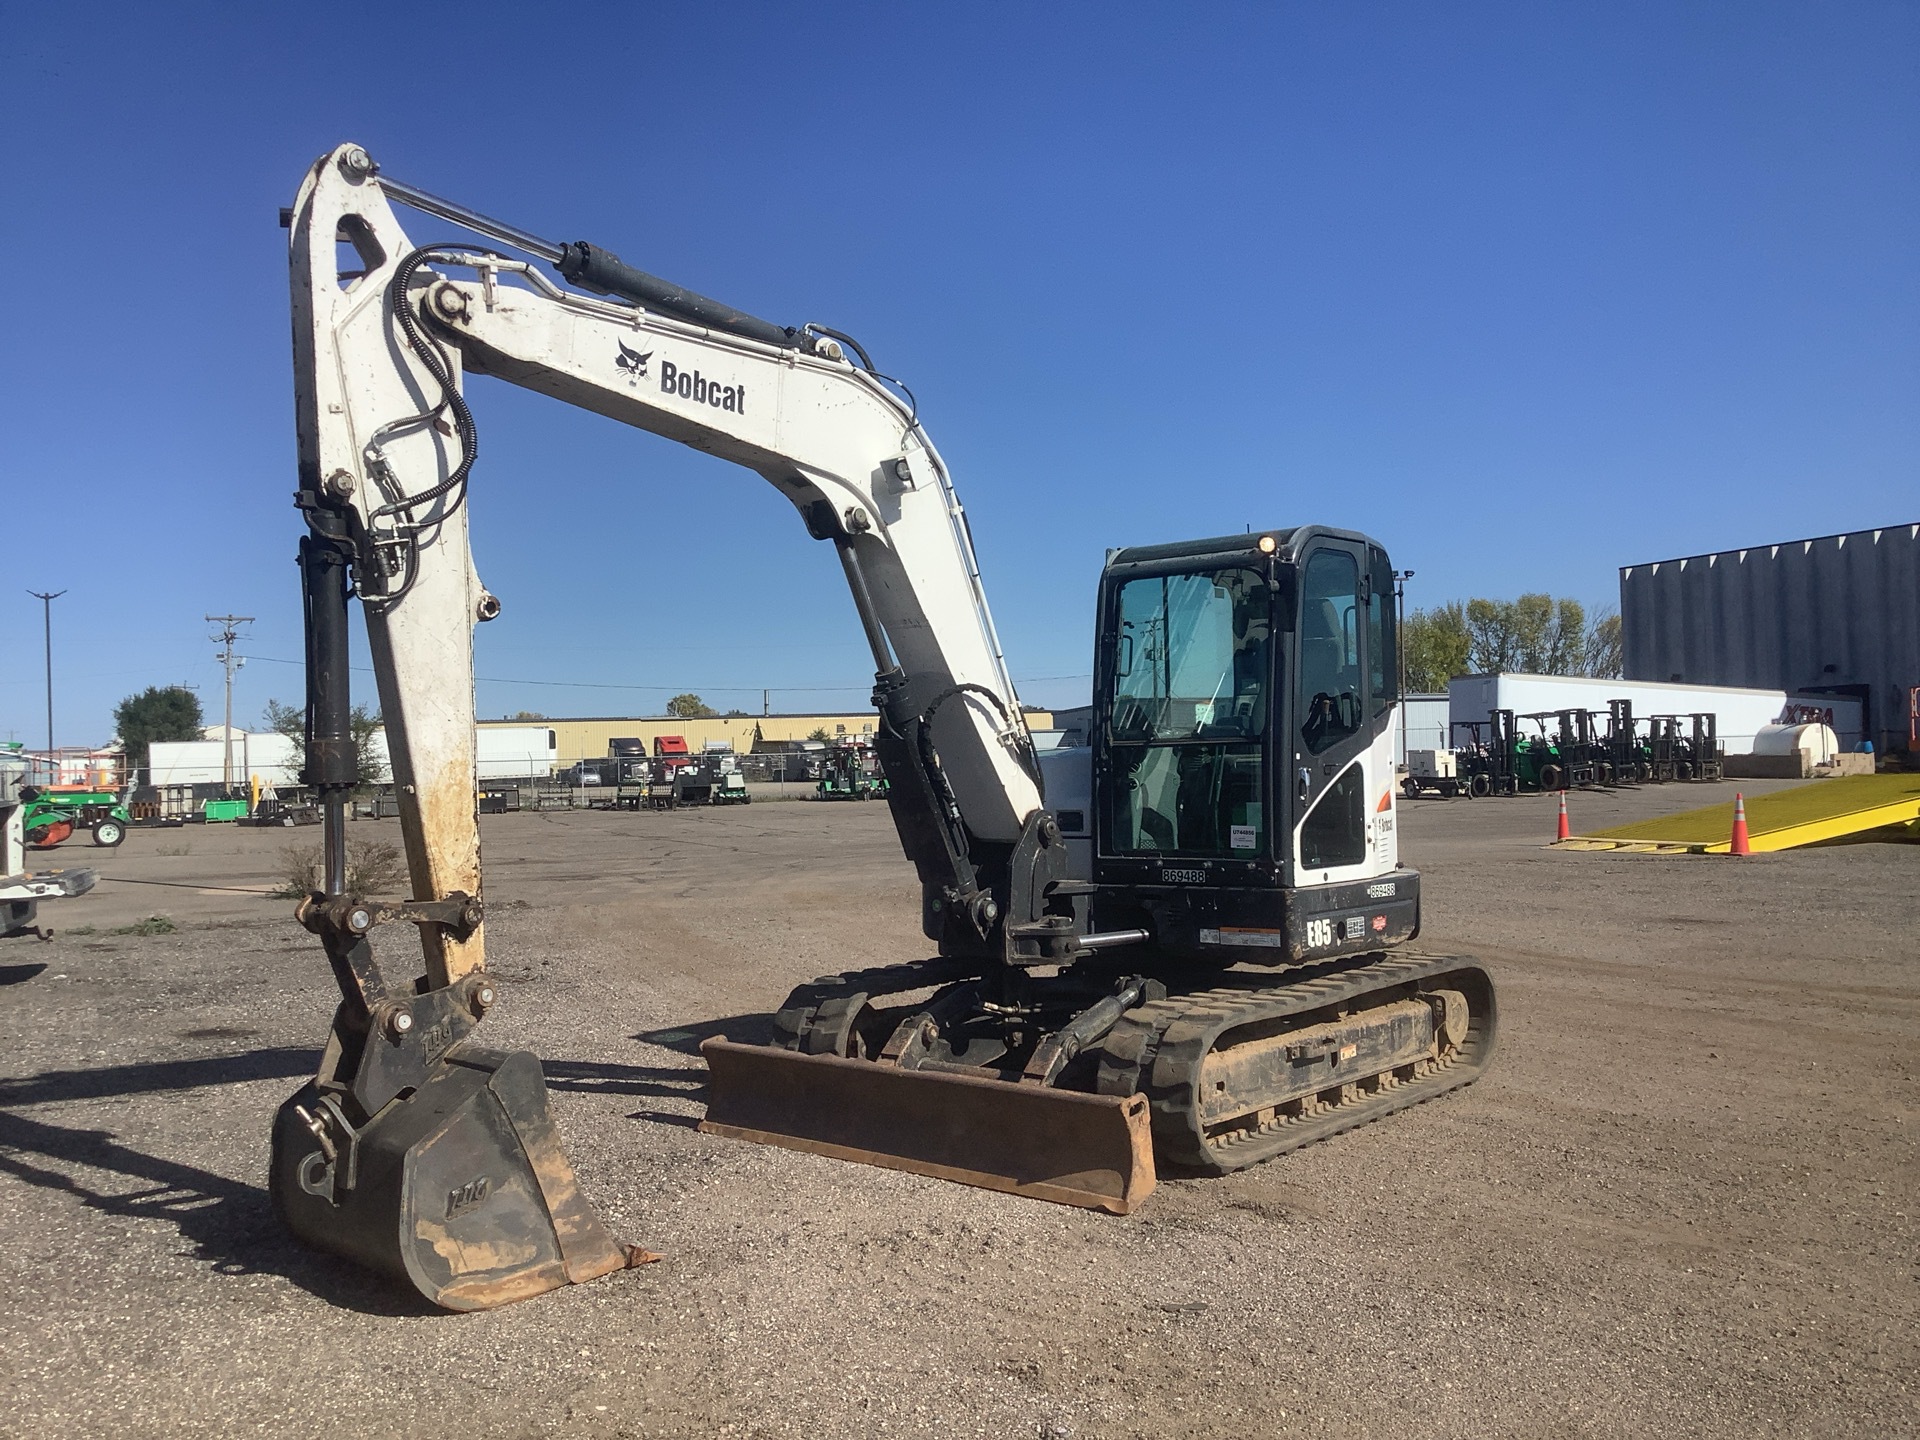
[1298,549,1362,754]
[1367,548,1397,716]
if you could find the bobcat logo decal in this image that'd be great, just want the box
[615,340,653,382]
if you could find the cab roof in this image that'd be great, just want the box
[1103,526,1383,571]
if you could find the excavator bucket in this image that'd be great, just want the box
[270,1045,640,1311]
[699,1039,1156,1213]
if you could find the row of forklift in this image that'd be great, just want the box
[1404,702,1725,798]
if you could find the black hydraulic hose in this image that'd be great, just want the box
[921,682,1045,791]
[373,246,480,523]
[802,323,874,372]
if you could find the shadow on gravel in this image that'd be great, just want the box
[633,1012,775,1053]
[0,962,48,985]
[546,1060,709,1132]
[0,1106,437,1317]
[546,1014,773,1133]
[0,1047,319,1107]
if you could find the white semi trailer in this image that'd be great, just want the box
[1448,674,1865,754]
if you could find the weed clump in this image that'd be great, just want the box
[109,916,177,937]
[278,839,407,899]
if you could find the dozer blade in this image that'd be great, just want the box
[271,1045,641,1311]
[699,1038,1156,1214]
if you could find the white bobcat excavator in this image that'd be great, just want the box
[276,144,1496,1310]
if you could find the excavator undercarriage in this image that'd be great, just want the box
[702,949,1495,1212]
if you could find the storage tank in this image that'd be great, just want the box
[1751,723,1839,766]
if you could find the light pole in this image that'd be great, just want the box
[27,590,64,775]
[1392,570,1415,767]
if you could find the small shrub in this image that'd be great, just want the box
[109,915,177,937]
[278,838,409,898]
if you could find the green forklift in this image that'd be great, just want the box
[815,741,888,801]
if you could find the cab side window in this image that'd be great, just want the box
[1368,548,1397,717]
[1298,549,1362,754]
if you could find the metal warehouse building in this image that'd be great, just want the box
[1620,522,1919,755]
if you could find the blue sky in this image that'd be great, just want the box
[3,3,1915,746]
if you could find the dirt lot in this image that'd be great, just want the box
[1,783,1913,1439]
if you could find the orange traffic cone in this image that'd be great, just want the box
[1555,790,1570,842]
[1729,792,1750,856]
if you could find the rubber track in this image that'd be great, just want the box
[1095,952,1498,1175]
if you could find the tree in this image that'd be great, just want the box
[806,726,832,742]
[1585,611,1624,679]
[1402,602,1472,692]
[264,698,387,789]
[723,708,749,718]
[506,710,547,721]
[262,698,302,744]
[665,693,717,719]
[1464,594,1587,675]
[115,685,203,766]
[350,706,387,787]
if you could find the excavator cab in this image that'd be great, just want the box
[1088,529,1421,964]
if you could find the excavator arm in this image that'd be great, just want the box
[272,144,1145,1311]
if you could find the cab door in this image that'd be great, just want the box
[1288,538,1396,887]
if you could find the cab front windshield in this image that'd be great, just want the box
[1104,566,1269,858]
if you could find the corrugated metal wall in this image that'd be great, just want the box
[1620,523,1919,751]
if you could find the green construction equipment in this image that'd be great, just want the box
[1553,774,1920,854]
[21,786,131,849]
[815,741,887,801]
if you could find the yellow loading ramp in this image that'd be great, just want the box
[1553,774,1920,855]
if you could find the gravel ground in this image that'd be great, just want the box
[0,782,1913,1439]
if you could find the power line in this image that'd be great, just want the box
[235,652,1092,698]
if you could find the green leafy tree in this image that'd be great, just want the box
[115,686,204,766]
[506,710,547,721]
[1402,602,1472,692]
[1464,594,1587,674]
[806,726,831,742]
[264,698,387,789]
[665,693,717,719]
[1413,594,1620,678]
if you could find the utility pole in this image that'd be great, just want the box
[207,614,254,794]
[1392,570,1415,769]
[27,590,64,776]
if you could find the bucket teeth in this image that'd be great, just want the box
[698,1038,1156,1214]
